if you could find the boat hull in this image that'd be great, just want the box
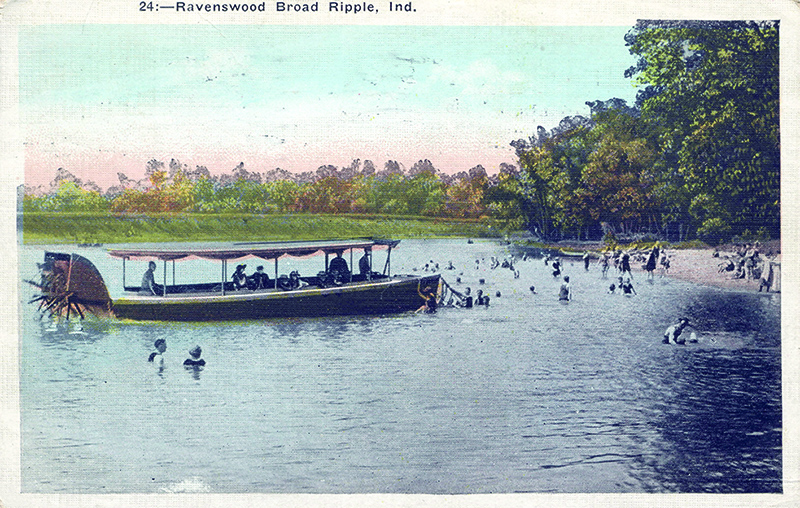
[111,274,441,321]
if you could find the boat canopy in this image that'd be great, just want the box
[107,239,400,262]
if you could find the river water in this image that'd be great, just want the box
[18,239,781,493]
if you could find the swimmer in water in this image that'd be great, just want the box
[416,284,438,314]
[663,318,691,344]
[558,275,572,301]
[148,338,167,370]
[183,345,206,368]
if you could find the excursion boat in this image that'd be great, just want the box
[29,239,441,322]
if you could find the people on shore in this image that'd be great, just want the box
[619,251,633,279]
[645,245,659,279]
[583,251,591,271]
[659,252,670,277]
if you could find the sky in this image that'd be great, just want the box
[19,24,640,189]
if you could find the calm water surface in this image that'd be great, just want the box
[19,239,781,493]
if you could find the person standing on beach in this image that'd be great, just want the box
[583,251,591,271]
[620,251,633,279]
[659,251,670,277]
[645,246,658,279]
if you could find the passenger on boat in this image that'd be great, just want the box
[183,345,206,368]
[277,270,303,291]
[248,265,270,290]
[148,338,167,369]
[475,289,490,306]
[417,284,438,313]
[232,264,248,290]
[141,261,161,295]
[359,249,372,279]
[329,252,350,284]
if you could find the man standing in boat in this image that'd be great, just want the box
[359,248,372,280]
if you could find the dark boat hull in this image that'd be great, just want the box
[112,274,441,321]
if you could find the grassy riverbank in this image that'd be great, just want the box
[20,212,499,244]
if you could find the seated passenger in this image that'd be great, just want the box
[232,264,248,290]
[140,261,163,295]
[248,265,270,289]
[288,270,302,290]
[328,251,350,284]
[277,271,303,291]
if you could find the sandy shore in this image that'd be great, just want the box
[656,248,780,293]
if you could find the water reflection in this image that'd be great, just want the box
[648,349,781,492]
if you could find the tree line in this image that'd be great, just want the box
[24,21,779,244]
[23,157,505,220]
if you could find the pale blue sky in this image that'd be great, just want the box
[20,24,639,186]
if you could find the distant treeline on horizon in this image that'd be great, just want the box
[23,21,780,245]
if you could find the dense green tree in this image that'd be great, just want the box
[625,20,779,241]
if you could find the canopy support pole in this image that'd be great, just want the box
[162,260,167,297]
[221,260,226,296]
[274,258,279,289]
[349,248,353,282]
[172,260,176,286]
[122,257,126,289]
